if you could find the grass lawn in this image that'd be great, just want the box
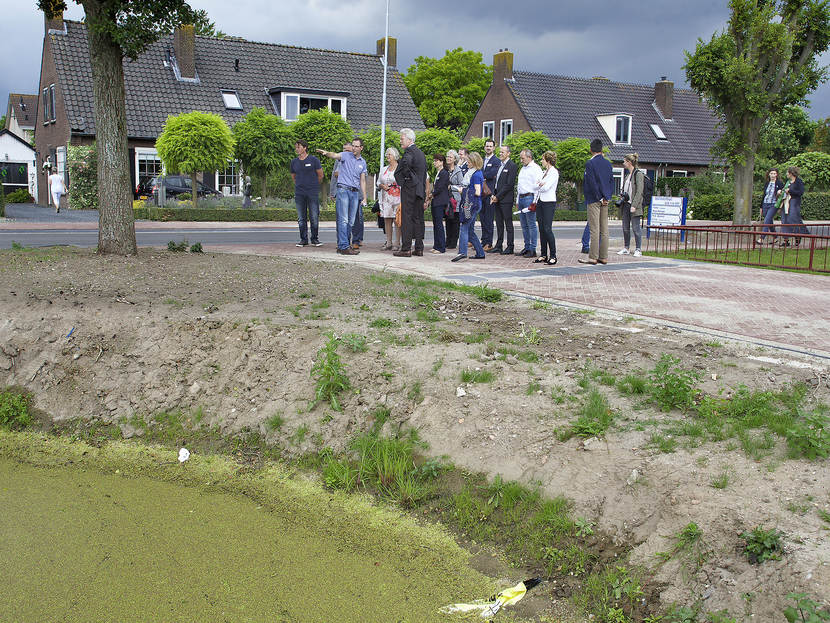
[645,245,830,275]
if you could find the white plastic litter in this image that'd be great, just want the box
[178,448,190,463]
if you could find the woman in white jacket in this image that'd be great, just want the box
[534,151,559,266]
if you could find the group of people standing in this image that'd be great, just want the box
[758,166,809,246]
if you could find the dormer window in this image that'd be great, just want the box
[650,123,667,140]
[615,115,630,144]
[221,90,242,110]
[268,89,348,122]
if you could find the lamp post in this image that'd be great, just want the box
[379,0,390,175]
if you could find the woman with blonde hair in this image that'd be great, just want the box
[451,151,486,262]
[377,146,402,250]
[617,153,644,257]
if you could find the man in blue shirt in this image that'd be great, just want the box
[290,139,324,247]
[319,138,368,255]
[579,139,614,265]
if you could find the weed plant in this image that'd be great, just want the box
[617,374,647,396]
[265,413,284,432]
[310,333,350,411]
[568,389,615,439]
[167,239,188,252]
[527,380,542,395]
[648,354,701,412]
[0,389,32,430]
[407,380,424,404]
[710,471,730,489]
[784,592,830,622]
[741,526,783,563]
[341,333,368,353]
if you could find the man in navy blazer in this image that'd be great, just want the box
[480,138,501,250]
[490,144,518,254]
[579,139,614,264]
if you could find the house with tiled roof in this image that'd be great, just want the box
[465,50,721,193]
[4,94,38,144]
[35,12,424,205]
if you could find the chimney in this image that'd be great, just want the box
[174,24,196,80]
[377,37,397,68]
[655,76,674,120]
[44,10,64,34]
[493,48,514,84]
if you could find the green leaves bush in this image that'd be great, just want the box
[67,142,98,210]
[0,389,32,430]
[5,188,34,203]
[648,354,701,412]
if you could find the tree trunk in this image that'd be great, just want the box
[732,151,755,225]
[262,174,267,201]
[83,1,136,255]
[191,172,199,209]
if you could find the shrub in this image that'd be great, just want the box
[0,389,32,430]
[67,142,97,210]
[5,188,34,203]
[783,152,830,191]
[504,131,555,165]
[786,407,830,460]
[690,193,733,220]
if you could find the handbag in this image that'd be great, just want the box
[370,200,380,214]
[376,213,385,230]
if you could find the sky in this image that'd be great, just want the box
[2,0,829,122]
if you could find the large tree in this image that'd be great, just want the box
[403,48,492,131]
[758,105,817,163]
[810,116,830,152]
[232,107,294,199]
[685,0,830,224]
[289,109,353,179]
[155,111,234,209]
[39,0,195,255]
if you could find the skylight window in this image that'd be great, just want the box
[221,90,242,110]
[650,124,667,140]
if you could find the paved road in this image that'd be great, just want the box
[1,203,616,249]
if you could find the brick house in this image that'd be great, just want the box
[465,49,721,194]
[34,12,424,205]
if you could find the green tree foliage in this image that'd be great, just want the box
[290,109,353,178]
[67,142,98,210]
[783,151,830,190]
[504,131,555,164]
[403,48,492,131]
[358,125,402,176]
[156,111,235,208]
[553,138,593,199]
[232,107,294,199]
[684,0,830,224]
[415,128,461,175]
[38,0,196,255]
[810,117,830,152]
[0,114,6,128]
[759,105,817,163]
[191,8,226,38]
[462,137,486,156]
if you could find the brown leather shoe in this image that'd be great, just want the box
[393,250,411,257]
[577,258,598,265]
[482,244,493,252]
[597,259,608,264]
[337,248,359,255]
[412,249,424,256]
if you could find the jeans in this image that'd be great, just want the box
[761,202,777,238]
[620,206,642,250]
[352,202,364,244]
[458,207,485,257]
[587,201,609,261]
[518,194,538,251]
[295,192,320,244]
[537,200,556,259]
[431,204,447,252]
[581,223,590,251]
[335,186,360,250]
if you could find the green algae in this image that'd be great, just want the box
[0,431,495,622]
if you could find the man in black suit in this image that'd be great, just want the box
[489,144,518,254]
[480,138,501,250]
[393,128,427,257]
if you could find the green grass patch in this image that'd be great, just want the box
[310,333,350,411]
[0,389,32,430]
[645,247,830,276]
[460,369,495,384]
[648,354,701,412]
[562,389,615,439]
[741,526,783,564]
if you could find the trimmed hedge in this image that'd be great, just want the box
[133,205,592,223]
[689,192,830,221]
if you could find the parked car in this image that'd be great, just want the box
[136,175,223,201]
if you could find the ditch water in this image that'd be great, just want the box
[0,455,489,622]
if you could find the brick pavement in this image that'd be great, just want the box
[208,239,830,358]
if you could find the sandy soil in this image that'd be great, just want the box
[1,247,829,621]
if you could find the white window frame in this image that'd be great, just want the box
[215,160,241,196]
[612,167,625,197]
[670,170,688,178]
[135,148,162,185]
[482,121,495,140]
[500,119,513,144]
[280,92,347,122]
[49,85,56,122]
[42,88,49,124]
[615,115,631,145]
[221,90,243,110]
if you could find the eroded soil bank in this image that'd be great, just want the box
[1,247,829,621]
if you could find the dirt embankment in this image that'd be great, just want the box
[2,247,829,621]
